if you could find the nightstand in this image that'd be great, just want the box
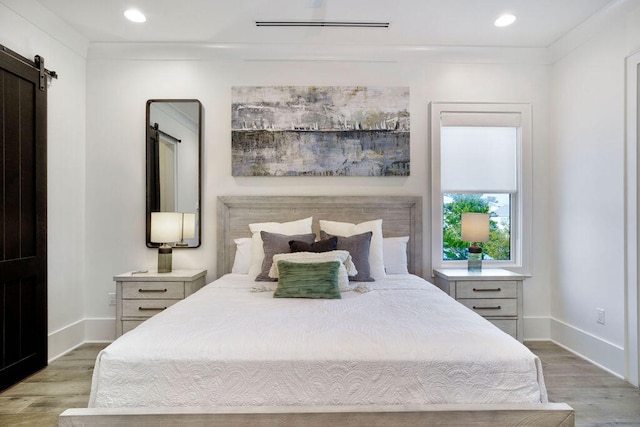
[114,269,207,337]
[433,268,524,342]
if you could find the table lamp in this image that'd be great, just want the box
[150,212,182,273]
[461,212,490,271]
[175,213,196,247]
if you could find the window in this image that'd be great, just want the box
[430,103,532,272]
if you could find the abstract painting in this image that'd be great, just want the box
[231,86,410,176]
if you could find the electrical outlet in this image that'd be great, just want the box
[596,308,605,325]
[108,293,116,306]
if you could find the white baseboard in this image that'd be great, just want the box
[550,317,625,378]
[48,317,115,362]
[523,316,550,340]
[84,318,116,342]
[48,319,85,362]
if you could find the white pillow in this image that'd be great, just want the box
[231,237,252,274]
[247,217,313,279]
[383,236,409,274]
[319,219,385,280]
[269,250,358,292]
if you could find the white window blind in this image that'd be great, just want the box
[440,112,519,193]
[440,112,521,127]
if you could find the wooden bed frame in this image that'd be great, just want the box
[216,195,424,277]
[59,196,574,426]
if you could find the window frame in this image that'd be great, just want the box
[430,103,532,273]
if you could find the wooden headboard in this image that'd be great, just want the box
[216,196,423,278]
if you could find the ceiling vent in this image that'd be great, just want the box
[255,21,389,28]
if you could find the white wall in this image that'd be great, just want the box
[0,0,88,359]
[549,3,640,378]
[84,56,553,340]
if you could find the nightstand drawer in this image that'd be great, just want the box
[489,319,517,337]
[122,299,179,317]
[432,269,524,342]
[122,320,146,334]
[458,298,517,316]
[115,269,207,338]
[456,281,517,298]
[122,282,185,299]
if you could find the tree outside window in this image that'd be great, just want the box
[443,193,511,261]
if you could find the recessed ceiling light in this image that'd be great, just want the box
[124,9,146,23]
[494,13,516,27]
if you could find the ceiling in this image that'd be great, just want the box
[33,0,617,48]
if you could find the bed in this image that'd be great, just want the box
[60,196,573,426]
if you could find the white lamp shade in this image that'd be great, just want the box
[461,213,490,243]
[181,213,196,239]
[150,212,182,243]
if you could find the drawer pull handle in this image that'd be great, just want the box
[473,288,501,292]
[138,288,168,293]
[138,306,167,311]
[473,305,502,310]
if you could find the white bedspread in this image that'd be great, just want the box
[89,274,547,407]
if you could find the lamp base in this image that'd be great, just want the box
[157,244,173,273]
[467,258,482,272]
[467,245,483,272]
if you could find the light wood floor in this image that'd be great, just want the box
[0,341,638,426]
[0,343,103,426]
[525,341,640,426]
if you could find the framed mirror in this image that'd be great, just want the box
[146,99,202,248]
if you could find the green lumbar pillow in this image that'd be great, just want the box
[273,260,341,299]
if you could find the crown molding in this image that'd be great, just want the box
[548,0,639,63]
[87,42,550,64]
[0,0,89,58]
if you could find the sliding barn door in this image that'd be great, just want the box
[0,48,48,391]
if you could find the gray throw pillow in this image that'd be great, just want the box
[320,230,374,282]
[289,236,338,253]
[256,231,316,281]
